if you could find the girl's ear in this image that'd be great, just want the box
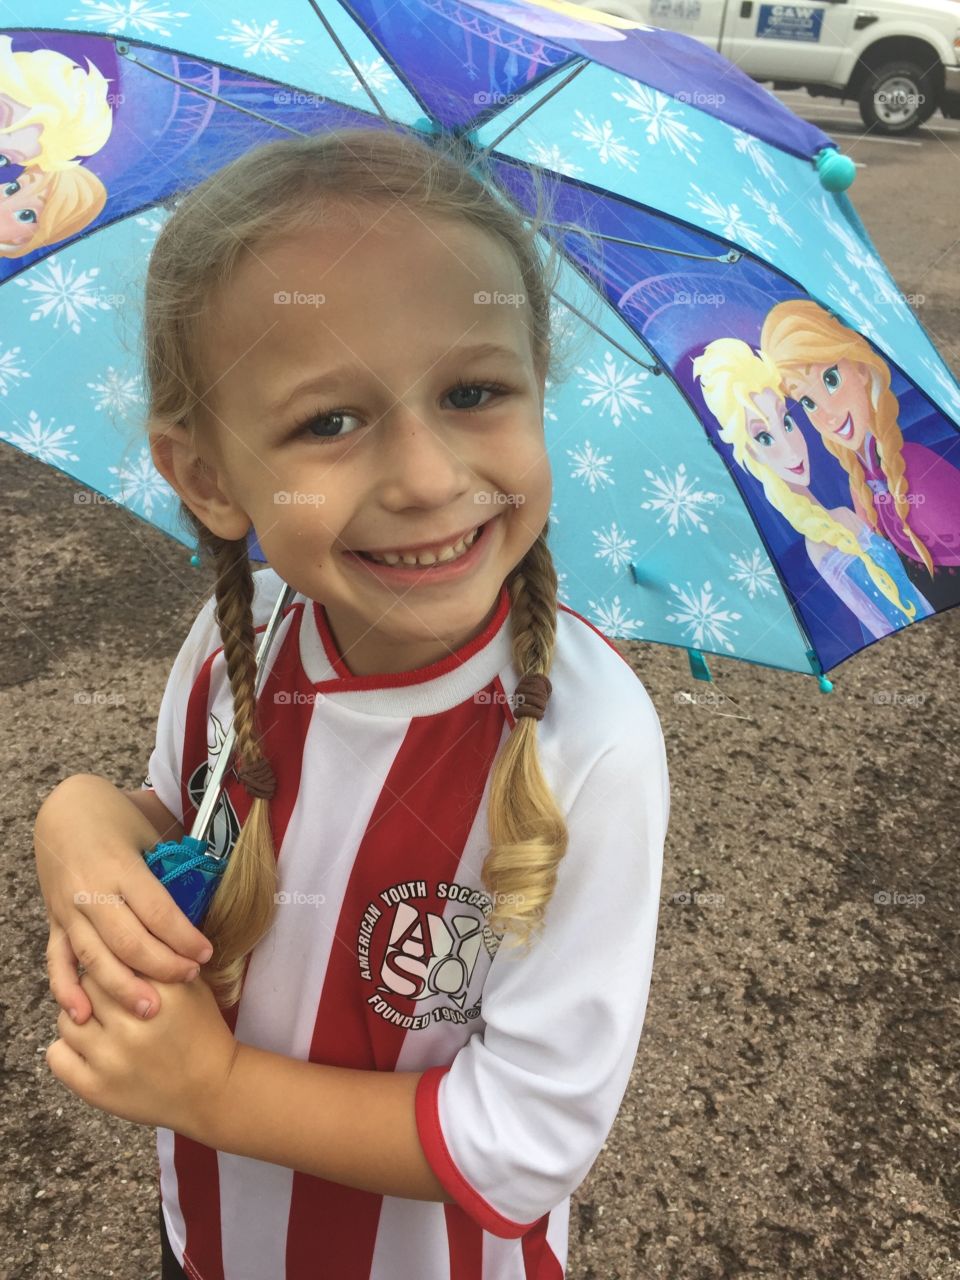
[149,422,252,542]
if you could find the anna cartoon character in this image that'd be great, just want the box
[761,299,960,609]
[0,36,112,256]
[693,337,934,643]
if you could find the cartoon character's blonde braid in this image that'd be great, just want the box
[188,522,280,1009]
[482,520,568,952]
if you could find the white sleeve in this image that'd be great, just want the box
[141,591,221,831]
[415,685,670,1236]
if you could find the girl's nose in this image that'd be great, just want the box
[377,407,472,501]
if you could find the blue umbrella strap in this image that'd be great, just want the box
[143,836,228,927]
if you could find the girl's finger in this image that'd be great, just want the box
[52,910,166,1021]
[77,870,209,986]
[46,920,92,1023]
[116,859,214,968]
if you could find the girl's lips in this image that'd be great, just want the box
[787,460,807,474]
[343,513,499,585]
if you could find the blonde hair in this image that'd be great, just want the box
[692,336,917,621]
[143,126,602,1008]
[0,163,106,257]
[760,299,934,578]
[0,35,113,172]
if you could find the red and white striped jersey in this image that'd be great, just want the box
[141,567,670,1280]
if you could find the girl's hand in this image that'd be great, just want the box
[35,775,213,1024]
[45,969,238,1142]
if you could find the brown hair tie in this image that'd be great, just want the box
[512,673,552,722]
[234,755,277,801]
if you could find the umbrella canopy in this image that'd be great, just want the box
[1,0,958,687]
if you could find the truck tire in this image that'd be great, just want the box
[858,59,938,134]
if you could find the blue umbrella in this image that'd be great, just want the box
[3,1,959,918]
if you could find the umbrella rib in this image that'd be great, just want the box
[306,0,392,124]
[547,223,741,264]
[476,59,591,158]
[552,290,660,376]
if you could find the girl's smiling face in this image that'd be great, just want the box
[783,357,872,453]
[164,202,552,676]
[745,386,809,486]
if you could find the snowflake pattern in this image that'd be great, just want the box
[0,409,79,465]
[87,367,144,416]
[14,258,112,334]
[567,440,614,494]
[135,212,167,242]
[577,351,651,427]
[744,180,801,245]
[67,0,189,36]
[217,18,306,60]
[593,521,637,574]
[639,463,717,536]
[610,81,702,164]
[588,594,644,636]
[525,140,584,178]
[728,548,778,599]
[570,111,639,170]
[686,184,775,257]
[0,346,30,397]
[665,581,742,652]
[732,129,788,195]
[108,446,176,518]
[328,57,400,96]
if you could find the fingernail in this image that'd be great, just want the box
[197,945,213,963]
[67,1008,78,1022]
[186,966,200,981]
[136,999,153,1018]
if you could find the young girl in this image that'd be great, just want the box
[34,126,670,1280]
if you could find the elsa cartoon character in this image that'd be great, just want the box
[761,300,960,591]
[692,337,934,641]
[0,35,113,172]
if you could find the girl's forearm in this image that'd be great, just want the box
[199,1045,451,1203]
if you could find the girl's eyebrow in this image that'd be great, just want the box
[264,340,524,416]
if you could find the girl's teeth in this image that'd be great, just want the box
[366,527,479,567]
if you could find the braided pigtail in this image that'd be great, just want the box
[481,520,568,954]
[187,519,280,1009]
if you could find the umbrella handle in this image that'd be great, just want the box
[143,836,226,927]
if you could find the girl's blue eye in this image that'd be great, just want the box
[784,413,795,431]
[4,180,20,196]
[754,430,773,448]
[291,380,509,443]
[800,395,816,411]
[822,365,841,392]
[15,208,36,224]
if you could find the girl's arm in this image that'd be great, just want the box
[201,1047,452,1203]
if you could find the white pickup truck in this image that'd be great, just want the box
[592,0,960,133]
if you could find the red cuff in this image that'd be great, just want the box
[414,1064,540,1239]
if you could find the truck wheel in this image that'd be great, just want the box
[858,60,937,134]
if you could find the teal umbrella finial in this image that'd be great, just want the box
[815,147,856,191]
